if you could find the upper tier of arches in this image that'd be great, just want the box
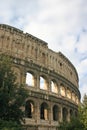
[0,24,79,88]
[25,72,79,105]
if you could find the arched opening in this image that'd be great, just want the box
[53,105,59,121]
[26,72,35,87]
[40,76,48,90]
[62,107,68,121]
[51,80,58,94]
[25,100,34,118]
[40,102,49,120]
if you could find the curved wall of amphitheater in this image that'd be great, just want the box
[0,24,81,130]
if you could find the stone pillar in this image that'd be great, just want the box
[21,68,26,84]
[58,84,61,97]
[65,87,67,98]
[48,79,51,94]
[59,106,63,122]
[71,91,73,101]
[44,79,47,90]
[67,108,70,122]
[36,74,40,91]
[49,103,53,124]
[33,75,37,88]
[36,101,40,124]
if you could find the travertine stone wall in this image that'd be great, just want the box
[0,24,81,130]
[0,24,78,87]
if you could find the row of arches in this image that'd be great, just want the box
[25,100,77,122]
[25,72,79,104]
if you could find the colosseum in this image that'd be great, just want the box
[0,24,81,130]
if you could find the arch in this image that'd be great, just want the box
[40,102,49,120]
[62,107,68,121]
[51,80,58,94]
[53,105,59,121]
[26,72,35,87]
[40,76,48,90]
[25,100,34,118]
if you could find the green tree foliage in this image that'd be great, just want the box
[79,94,87,129]
[58,117,85,130]
[0,120,23,130]
[58,94,87,130]
[0,54,29,128]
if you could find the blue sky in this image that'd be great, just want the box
[0,0,87,100]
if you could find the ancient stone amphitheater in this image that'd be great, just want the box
[0,24,80,130]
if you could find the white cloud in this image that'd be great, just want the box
[76,32,87,53]
[77,58,87,77]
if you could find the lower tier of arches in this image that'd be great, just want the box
[22,95,78,128]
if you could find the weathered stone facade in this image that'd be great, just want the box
[0,24,81,130]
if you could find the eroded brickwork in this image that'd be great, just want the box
[0,24,81,130]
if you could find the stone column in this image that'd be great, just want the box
[21,68,26,84]
[48,78,51,94]
[44,79,48,90]
[33,75,37,88]
[67,108,70,122]
[58,84,61,97]
[36,101,40,124]
[36,74,40,91]
[65,87,67,98]
[59,106,63,122]
[49,103,53,124]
